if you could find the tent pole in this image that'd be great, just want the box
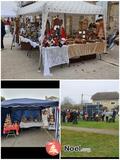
[103,14,107,53]
[38,4,48,70]
[55,107,57,139]
[55,107,59,140]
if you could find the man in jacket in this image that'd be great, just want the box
[1,20,6,49]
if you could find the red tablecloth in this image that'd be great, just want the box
[3,124,20,135]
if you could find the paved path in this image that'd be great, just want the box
[101,46,119,66]
[62,126,119,136]
[1,128,54,147]
[1,35,119,79]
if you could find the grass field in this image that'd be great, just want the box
[62,119,119,130]
[61,129,119,158]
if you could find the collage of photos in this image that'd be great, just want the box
[1,0,119,159]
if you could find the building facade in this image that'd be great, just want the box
[91,92,119,111]
[107,1,119,31]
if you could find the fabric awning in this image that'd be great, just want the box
[1,98,59,109]
[18,1,104,15]
[18,1,45,15]
[46,1,103,15]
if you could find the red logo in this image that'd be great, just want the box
[45,140,61,156]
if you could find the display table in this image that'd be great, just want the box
[3,124,20,135]
[68,42,106,58]
[40,42,106,76]
[41,45,69,76]
[20,122,43,128]
[19,36,39,48]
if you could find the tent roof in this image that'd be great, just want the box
[18,1,45,15]
[18,1,104,15]
[47,1,104,15]
[1,98,59,108]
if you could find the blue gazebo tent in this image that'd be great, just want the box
[1,98,59,139]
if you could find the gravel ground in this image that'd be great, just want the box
[1,35,119,79]
[1,128,55,147]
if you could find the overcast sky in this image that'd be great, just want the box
[61,80,119,104]
[1,89,59,100]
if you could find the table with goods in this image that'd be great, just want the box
[18,15,106,75]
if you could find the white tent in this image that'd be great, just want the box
[45,1,104,15]
[18,1,45,15]
[18,1,104,15]
[1,1,18,17]
[18,1,106,43]
[18,1,106,70]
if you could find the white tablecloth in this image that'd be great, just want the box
[20,122,43,128]
[40,42,106,76]
[19,36,39,48]
[41,45,69,76]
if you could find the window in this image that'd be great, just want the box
[96,101,101,105]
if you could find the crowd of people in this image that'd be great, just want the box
[62,109,80,124]
[61,109,118,124]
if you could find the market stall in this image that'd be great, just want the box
[18,1,106,76]
[18,13,41,54]
[1,98,59,139]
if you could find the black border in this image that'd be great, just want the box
[1,80,59,88]
[1,147,59,159]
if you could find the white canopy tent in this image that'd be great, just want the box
[18,1,106,43]
[18,1,45,15]
[18,1,104,15]
[18,1,106,72]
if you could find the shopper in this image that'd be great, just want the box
[112,109,116,122]
[105,111,109,122]
[73,110,78,124]
[101,111,105,122]
[1,20,6,49]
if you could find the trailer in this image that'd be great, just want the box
[83,103,103,120]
